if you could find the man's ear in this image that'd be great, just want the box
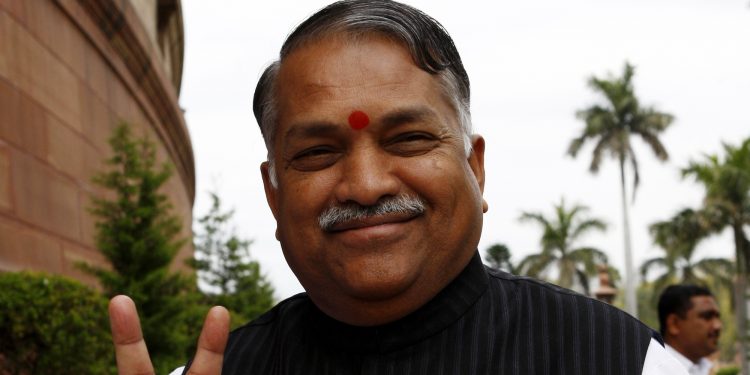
[666,313,682,337]
[467,134,488,213]
[260,161,279,222]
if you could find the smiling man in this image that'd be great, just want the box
[109,1,687,374]
[258,30,486,328]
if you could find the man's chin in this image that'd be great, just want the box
[705,342,719,356]
[337,269,420,302]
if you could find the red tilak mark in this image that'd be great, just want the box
[348,110,370,130]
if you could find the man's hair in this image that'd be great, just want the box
[253,0,472,186]
[657,284,713,336]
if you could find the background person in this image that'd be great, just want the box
[658,284,722,375]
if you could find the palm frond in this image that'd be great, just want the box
[519,212,550,227]
[568,247,608,274]
[640,257,668,279]
[589,136,612,173]
[627,143,640,202]
[570,219,607,240]
[567,136,586,158]
[518,253,555,278]
[575,268,591,296]
[485,243,515,273]
[694,257,734,281]
[633,107,674,133]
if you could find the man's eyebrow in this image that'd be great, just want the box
[284,121,340,140]
[699,309,720,318]
[380,106,439,129]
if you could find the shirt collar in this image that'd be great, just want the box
[665,344,713,374]
[309,251,489,354]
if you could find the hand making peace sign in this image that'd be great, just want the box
[108,295,230,375]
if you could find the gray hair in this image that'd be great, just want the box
[253,0,473,186]
[318,194,426,232]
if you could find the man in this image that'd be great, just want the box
[658,285,722,375]
[109,1,687,374]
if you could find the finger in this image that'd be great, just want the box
[109,295,155,375]
[186,306,230,375]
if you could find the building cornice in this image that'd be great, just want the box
[56,0,195,203]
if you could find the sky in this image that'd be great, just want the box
[179,0,750,300]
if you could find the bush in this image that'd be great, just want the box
[0,272,115,374]
[716,366,740,375]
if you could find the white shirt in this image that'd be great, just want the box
[665,344,714,375]
[170,338,687,375]
[642,339,691,374]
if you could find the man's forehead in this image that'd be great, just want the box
[275,35,441,116]
[689,295,718,312]
[281,28,407,60]
[278,33,416,79]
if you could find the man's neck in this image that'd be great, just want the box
[665,341,703,364]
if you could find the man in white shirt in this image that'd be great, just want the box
[658,285,723,375]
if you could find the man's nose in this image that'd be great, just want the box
[333,146,400,206]
[714,317,723,332]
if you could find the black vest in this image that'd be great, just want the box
[186,253,657,374]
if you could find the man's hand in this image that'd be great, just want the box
[109,295,230,375]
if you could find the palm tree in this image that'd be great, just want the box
[568,62,674,316]
[682,138,750,372]
[484,243,518,274]
[517,199,609,295]
[641,208,734,298]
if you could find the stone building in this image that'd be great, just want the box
[0,0,194,286]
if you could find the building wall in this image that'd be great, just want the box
[0,0,194,286]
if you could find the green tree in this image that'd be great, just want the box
[484,243,518,273]
[193,192,275,323]
[0,272,115,374]
[641,208,735,297]
[636,280,659,332]
[682,138,750,372]
[568,62,674,315]
[83,123,194,373]
[517,199,609,295]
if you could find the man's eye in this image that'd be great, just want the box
[397,133,433,142]
[386,132,439,156]
[289,147,340,171]
[700,311,720,320]
[296,147,333,158]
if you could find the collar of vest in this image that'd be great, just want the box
[307,251,489,354]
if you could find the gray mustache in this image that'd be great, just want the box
[318,195,426,231]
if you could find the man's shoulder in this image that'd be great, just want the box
[485,267,595,304]
[483,266,659,374]
[486,266,590,297]
[487,267,622,309]
[484,266,655,335]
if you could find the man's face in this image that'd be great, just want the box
[261,35,486,326]
[670,295,722,361]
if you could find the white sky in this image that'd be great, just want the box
[180,0,750,300]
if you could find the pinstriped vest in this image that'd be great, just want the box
[188,252,656,374]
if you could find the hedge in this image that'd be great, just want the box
[0,272,115,374]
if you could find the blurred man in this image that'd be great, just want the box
[109,1,688,374]
[658,285,722,375]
